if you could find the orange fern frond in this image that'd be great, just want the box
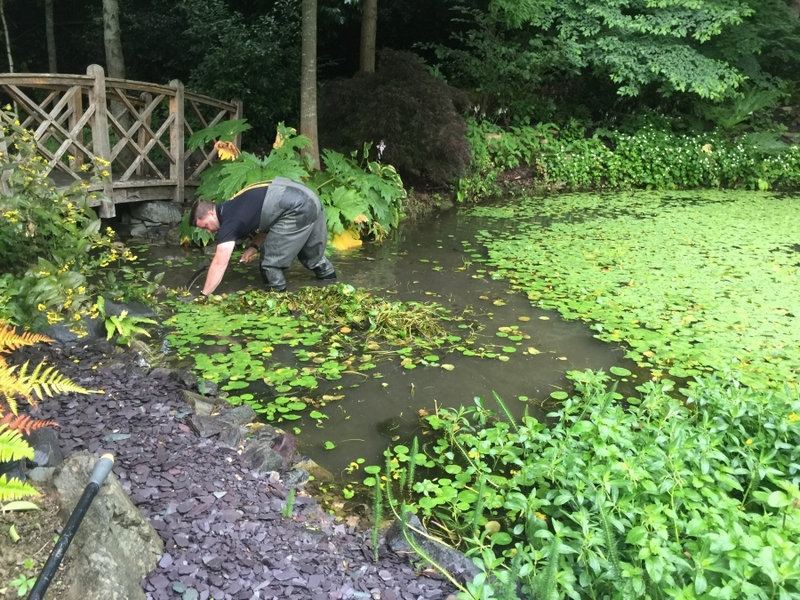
[0,413,58,435]
[0,323,53,355]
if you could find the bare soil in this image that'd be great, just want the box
[0,486,71,600]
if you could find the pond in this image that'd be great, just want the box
[131,203,640,478]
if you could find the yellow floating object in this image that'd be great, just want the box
[331,228,363,251]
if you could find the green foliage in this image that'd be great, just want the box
[180,0,301,146]
[319,49,472,187]
[0,110,137,331]
[382,371,800,599]
[488,0,752,99]
[178,211,214,247]
[187,119,252,149]
[9,572,36,596]
[457,119,800,199]
[310,144,405,240]
[193,122,406,240]
[281,487,296,518]
[95,297,157,348]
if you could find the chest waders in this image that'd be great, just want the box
[256,177,335,291]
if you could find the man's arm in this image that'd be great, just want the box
[201,241,235,295]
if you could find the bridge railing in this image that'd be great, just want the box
[0,64,242,217]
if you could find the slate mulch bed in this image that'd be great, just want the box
[13,340,457,600]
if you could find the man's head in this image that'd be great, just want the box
[190,200,219,233]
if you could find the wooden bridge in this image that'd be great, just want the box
[0,65,241,217]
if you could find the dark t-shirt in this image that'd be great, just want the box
[215,183,270,244]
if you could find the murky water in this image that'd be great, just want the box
[141,208,639,477]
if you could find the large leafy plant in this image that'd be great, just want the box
[188,121,406,241]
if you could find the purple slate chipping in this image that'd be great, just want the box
[12,341,459,600]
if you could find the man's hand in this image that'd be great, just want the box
[240,246,259,263]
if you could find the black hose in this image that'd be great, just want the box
[185,264,209,292]
[27,454,115,600]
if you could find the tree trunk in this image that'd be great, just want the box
[359,0,377,73]
[102,0,125,79]
[45,0,57,72]
[300,0,319,169]
[0,0,13,72]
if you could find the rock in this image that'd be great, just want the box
[219,405,257,427]
[217,424,243,449]
[101,298,156,319]
[386,513,480,585]
[283,468,310,487]
[46,317,105,344]
[130,201,182,224]
[53,450,163,600]
[293,459,334,484]
[165,225,182,246]
[186,414,225,438]
[27,466,56,482]
[171,369,198,389]
[27,426,63,467]
[241,442,287,473]
[181,390,216,416]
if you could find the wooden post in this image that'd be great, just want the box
[68,86,84,171]
[169,79,184,205]
[137,91,152,177]
[87,64,115,218]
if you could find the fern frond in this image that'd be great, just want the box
[0,395,19,417]
[0,425,35,462]
[0,473,40,502]
[0,414,59,435]
[15,360,101,403]
[0,323,52,354]
[0,363,32,411]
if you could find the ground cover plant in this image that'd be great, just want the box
[163,284,525,427]
[379,369,800,599]
[466,190,800,391]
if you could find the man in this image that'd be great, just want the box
[190,177,336,295]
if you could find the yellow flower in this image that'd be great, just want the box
[745,438,753,445]
[37,303,46,311]
[789,413,798,422]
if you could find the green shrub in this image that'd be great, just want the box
[319,49,472,187]
[378,370,800,598]
[0,110,135,331]
[456,119,800,200]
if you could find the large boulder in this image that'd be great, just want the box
[53,451,163,600]
[130,201,182,224]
